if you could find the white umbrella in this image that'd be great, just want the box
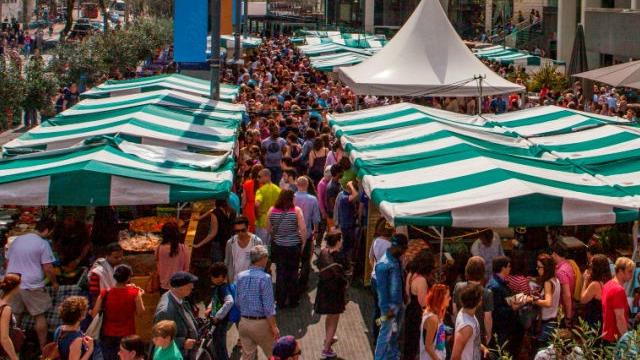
[574,60,640,89]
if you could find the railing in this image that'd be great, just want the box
[491,19,544,49]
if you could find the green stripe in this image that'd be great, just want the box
[493,109,577,128]
[541,132,637,153]
[393,212,454,227]
[49,171,111,206]
[508,194,563,226]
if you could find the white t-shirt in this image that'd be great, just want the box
[7,233,55,289]
[455,311,481,360]
[470,231,504,280]
[369,237,391,280]
[232,240,252,281]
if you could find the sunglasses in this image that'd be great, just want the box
[234,227,248,233]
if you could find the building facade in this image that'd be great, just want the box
[581,0,640,67]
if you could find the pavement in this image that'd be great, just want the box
[226,256,376,360]
[0,126,25,146]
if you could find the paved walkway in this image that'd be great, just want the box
[0,126,25,146]
[227,259,376,360]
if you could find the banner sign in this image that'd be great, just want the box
[174,0,208,63]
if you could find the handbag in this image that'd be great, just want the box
[0,304,25,356]
[85,290,109,340]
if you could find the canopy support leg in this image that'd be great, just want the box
[633,221,639,262]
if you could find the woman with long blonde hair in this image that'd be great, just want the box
[419,284,450,360]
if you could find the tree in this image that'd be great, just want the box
[527,63,569,93]
[22,55,59,126]
[0,53,26,130]
[62,0,75,40]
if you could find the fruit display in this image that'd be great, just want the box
[119,231,161,252]
[128,216,184,233]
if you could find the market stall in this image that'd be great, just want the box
[473,45,566,73]
[0,137,234,337]
[309,52,372,72]
[329,102,640,282]
[80,74,241,102]
[3,104,241,154]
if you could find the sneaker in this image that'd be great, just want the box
[320,349,337,359]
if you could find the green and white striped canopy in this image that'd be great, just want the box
[4,90,244,154]
[219,35,262,49]
[330,103,640,227]
[0,138,234,206]
[59,89,245,121]
[80,74,240,102]
[309,52,371,72]
[298,43,380,57]
[474,45,566,66]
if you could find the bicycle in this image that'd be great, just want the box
[193,317,217,360]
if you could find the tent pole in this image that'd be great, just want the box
[633,221,639,262]
[477,75,483,115]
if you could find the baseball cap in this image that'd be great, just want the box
[169,271,198,288]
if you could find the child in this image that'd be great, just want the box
[152,320,183,360]
[451,284,489,360]
[205,262,237,360]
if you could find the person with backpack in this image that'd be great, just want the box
[224,216,264,283]
[53,296,95,360]
[205,262,239,360]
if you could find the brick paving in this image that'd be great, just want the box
[227,257,376,360]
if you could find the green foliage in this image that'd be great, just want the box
[490,335,512,360]
[595,225,631,254]
[49,17,173,86]
[0,54,26,129]
[568,318,614,359]
[23,55,60,113]
[527,63,569,93]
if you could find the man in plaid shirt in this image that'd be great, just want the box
[236,245,279,360]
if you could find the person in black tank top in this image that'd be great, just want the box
[402,250,436,360]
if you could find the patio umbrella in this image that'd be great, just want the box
[574,60,640,89]
[568,24,588,77]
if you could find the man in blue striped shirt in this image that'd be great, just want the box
[236,245,279,359]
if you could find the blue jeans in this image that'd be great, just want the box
[370,278,380,341]
[537,320,557,348]
[374,307,403,360]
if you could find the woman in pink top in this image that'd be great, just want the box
[156,222,189,292]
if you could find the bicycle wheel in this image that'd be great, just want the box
[193,347,214,360]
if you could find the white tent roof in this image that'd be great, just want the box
[338,0,525,97]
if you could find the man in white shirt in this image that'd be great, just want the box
[470,229,504,281]
[225,216,264,283]
[6,218,58,349]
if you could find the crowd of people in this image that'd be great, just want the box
[1,28,640,360]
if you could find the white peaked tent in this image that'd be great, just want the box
[338,0,525,97]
